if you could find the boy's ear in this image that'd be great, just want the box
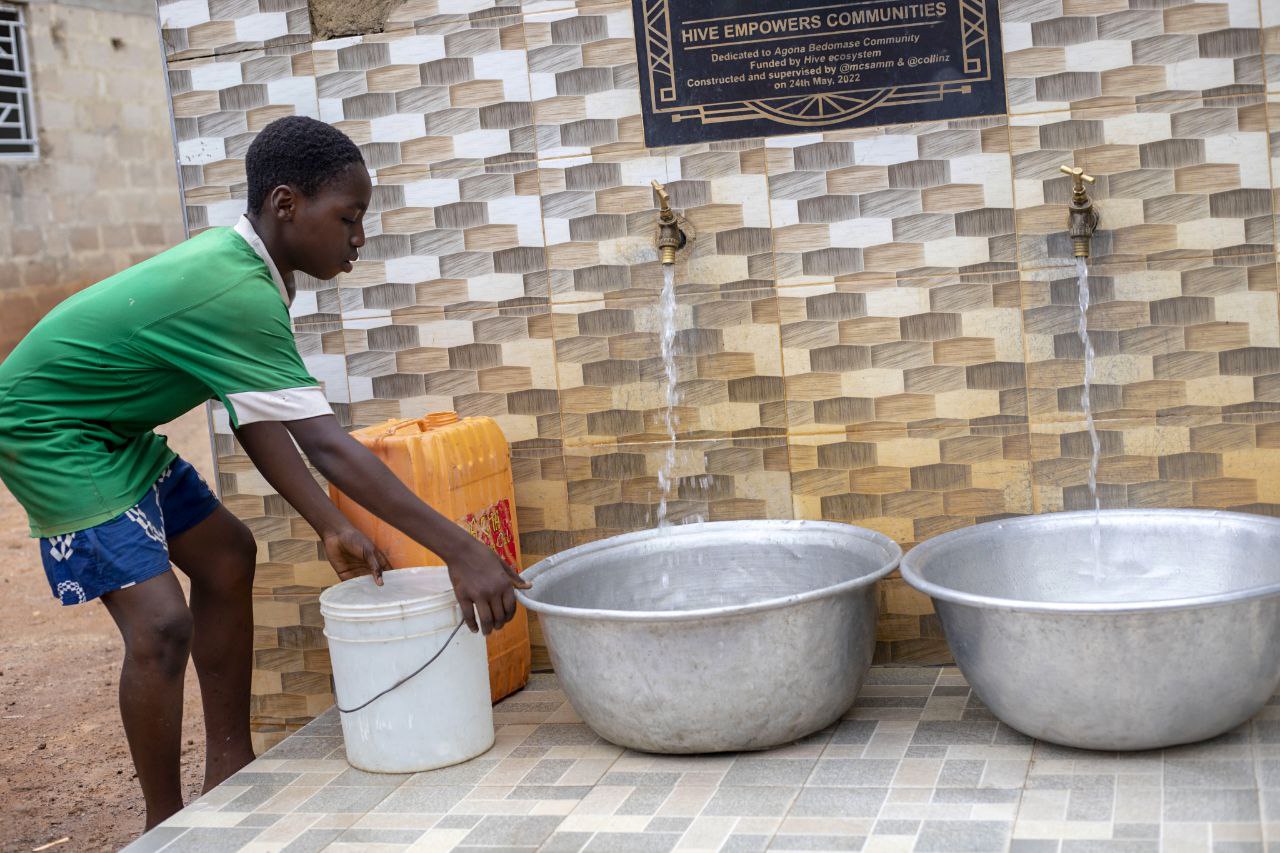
[268,185,297,222]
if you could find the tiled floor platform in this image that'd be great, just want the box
[126,668,1280,853]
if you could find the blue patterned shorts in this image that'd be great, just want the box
[40,458,221,606]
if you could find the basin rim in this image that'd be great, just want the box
[901,508,1280,614]
[516,519,901,623]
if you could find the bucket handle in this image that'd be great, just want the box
[334,621,465,714]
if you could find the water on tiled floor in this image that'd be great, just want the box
[124,668,1280,852]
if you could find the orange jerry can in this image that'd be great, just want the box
[329,411,531,703]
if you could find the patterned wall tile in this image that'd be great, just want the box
[1012,93,1275,269]
[551,283,784,447]
[384,0,522,28]
[1267,5,1280,92]
[361,172,547,335]
[310,10,533,173]
[764,116,1016,288]
[777,269,1028,439]
[159,0,311,61]
[537,149,675,300]
[1028,413,1280,516]
[336,184,555,445]
[1271,94,1280,251]
[562,438,794,543]
[168,46,321,230]
[1021,251,1280,516]
[214,429,343,601]
[340,298,559,441]
[538,142,774,301]
[322,87,547,445]
[521,0,616,15]
[1000,0,1265,115]
[537,138,788,447]
[250,592,335,751]
[511,442,574,564]
[787,425,1034,546]
[525,2,643,160]
[1021,256,1280,433]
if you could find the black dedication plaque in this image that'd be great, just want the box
[632,0,1006,146]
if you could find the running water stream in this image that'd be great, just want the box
[1076,256,1103,575]
[656,264,679,527]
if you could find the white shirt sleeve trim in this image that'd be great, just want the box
[226,386,333,425]
[232,215,291,305]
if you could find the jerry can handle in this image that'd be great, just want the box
[379,412,460,437]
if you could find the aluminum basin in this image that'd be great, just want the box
[517,520,900,753]
[901,509,1280,751]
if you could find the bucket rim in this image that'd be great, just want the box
[320,566,458,622]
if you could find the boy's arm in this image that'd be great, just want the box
[236,416,528,635]
[232,419,392,586]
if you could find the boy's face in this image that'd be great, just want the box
[286,163,373,281]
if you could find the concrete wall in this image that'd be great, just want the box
[0,0,185,354]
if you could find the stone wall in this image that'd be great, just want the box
[0,0,185,354]
[155,0,1280,751]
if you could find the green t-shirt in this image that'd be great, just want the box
[0,221,331,537]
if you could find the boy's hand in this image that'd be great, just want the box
[322,525,392,585]
[445,538,531,635]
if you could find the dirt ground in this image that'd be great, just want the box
[0,408,217,852]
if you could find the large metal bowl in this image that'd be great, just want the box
[517,520,900,753]
[901,509,1280,750]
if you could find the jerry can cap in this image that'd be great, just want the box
[421,411,460,429]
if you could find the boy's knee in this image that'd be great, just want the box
[197,522,257,596]
[224,523,257,587]
[126,606,193,677]
[232,522,258,564]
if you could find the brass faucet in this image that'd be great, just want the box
[1060,165,1100,259]
[651,180,686,265]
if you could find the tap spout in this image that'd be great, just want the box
[651,180,685,265]
[1060,165,1100,259]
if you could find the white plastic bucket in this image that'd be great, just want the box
[319,566,495,773]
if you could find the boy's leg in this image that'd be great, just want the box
[167,505,258,791]
[100,571,194,829]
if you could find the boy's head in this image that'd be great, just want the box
[246,116,371,280]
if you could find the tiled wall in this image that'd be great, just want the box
[157,0,1280,750]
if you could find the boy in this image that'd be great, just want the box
[0,116,527,830]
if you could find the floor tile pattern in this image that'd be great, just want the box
[127,668,1280,852]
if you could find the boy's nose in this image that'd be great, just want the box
[351,228,365,248]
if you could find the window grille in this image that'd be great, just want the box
[0,2,35,157]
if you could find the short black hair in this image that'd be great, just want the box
[245,116,365,215]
